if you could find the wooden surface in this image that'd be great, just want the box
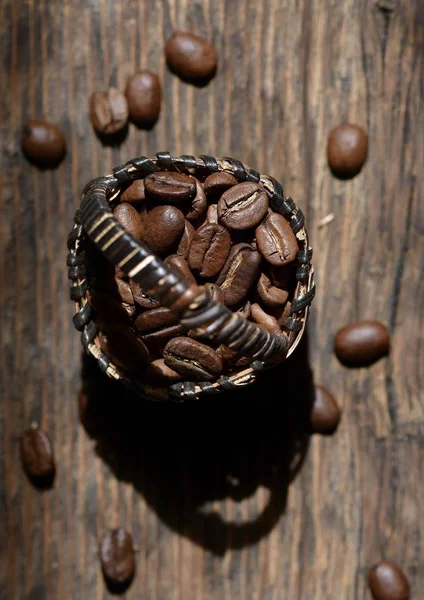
[0,0,423,598]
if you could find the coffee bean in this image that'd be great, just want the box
[368,561,410,600]
[257,272,289,307]
[99,324,149,372]
[218,182,269,231]
[100,529,135,587]
[256,212,298,266]
[334,321,390,366]
[145,171,196,203]
[163,337,223,380]
[185,179,207,222]
[251,303,280,332]
[113,202,144,242]
[269,300,292,325]
[140,325,185,356]
[238,300,251,319]
[20,424,56,485]
[120,180,145,204]
[135,307,179,333]
[164,254,197,284]
[177,220,196,259]
[217,243,262,308]
[327,123,368,179]
[115,278,135,305]
[206,203,219,224]
[129,281,159,309]
[125,69,161,127]
[143,205,185,255]
[310,386,341,434]
[143,358,183,384]
[204,282,224,303]
[89,88,129,135]
[21,120,66,167]
[188,223,231,278]
[204,172,238,198]
[165,32,218,83]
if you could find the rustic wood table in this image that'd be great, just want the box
[1,1,423,598]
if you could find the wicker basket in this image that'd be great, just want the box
[67,153,315,401]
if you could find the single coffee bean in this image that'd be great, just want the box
[257,272,289,307]
[185,179,207,222]
[143,359,183,384]
[269,300,292,325]
[120,180,146,204]
[238,300,251,319]
[256,212,298,266]
[115,278,135,305]
[334,320,390,366]
[218,182,269,231]
[20,424,56,484]
[113,202,144,242]
[143,205,185,255]
[206,203,219,224]
[89,88,129,135]
[125,69,161,127]
[144,171,196,203]
[163,337,223,380]
[188,223,231,279]
[251,303,280,332]
[368,561,410,600]
[217,243,262,308]
[177,220,196,259]
[129,280,159,309]
[100,529,135,586]
[204,171,238,199]
[310,386,341,434]
[327,123,368,179]
[204,282,224,303]
[164,254,197,284]
[140,325,185,356]
[99,324,149,372]
[165,32,218,83]
[21,120,66,167]
[135,306,179,333]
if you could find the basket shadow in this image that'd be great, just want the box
[80,333,314,556]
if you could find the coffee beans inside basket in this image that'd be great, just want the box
[20,423,56,487]
[86,173,301,385]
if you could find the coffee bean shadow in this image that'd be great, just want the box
[80,332,314,556]
[25,472,56,491]
[95,124,129,148]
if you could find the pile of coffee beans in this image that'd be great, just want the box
[87,171,298,385]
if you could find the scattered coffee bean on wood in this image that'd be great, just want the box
[368,561,410,600]
[89,88,129,135]
[125,69,161,128]
[218,182,269,231]
[310,386,341,434]
[20,423,56,486]
[327,123,368,179]
[334,320,390,366]
[100,528,135,588]
[21,120,66,167]
[165,32,218,83]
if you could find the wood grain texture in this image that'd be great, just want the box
[0,0,423,598]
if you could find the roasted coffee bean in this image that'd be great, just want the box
[257,272,289,307]
[256,212,298,266]
[334,321,390,366]
[135,306,179,333]
[100,529,135,587]
[327,123,368,179]
[89,88,129,135]
[129,281,159,309]
[120,180,146,204]
[310,386,341,434]
[22,120,66,167]
[165,32,218,83]
[215,345,252,368]
[145,171,196,203]
[143,359,183,384]
[115,278,135,305]
[188,223,231,279]
[217,243,262,308]
[163,337,223,380]
[20,424,56,485]
[203,171,238,198]
[140,325,185,356]
[251,303,280,332]
[125,69,161,127]
[368,561,410,600]
[143,205,185,255]
[238,300,251,319]
[177,220,196,259]
[206,203,219,224]
[164,254,196,284]
[218,182,269,230]
[113,202,144,242]
[99,324,149,372]
[204,282,224,303]
[185,179,207,222]
[269,300,292,325]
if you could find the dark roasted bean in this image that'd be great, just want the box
[125,69,161,127]
[251,302,280,332]
[143,205,185,255]
[256,212,298,266]
[176,220,196,259]
[185,179,207,222]
[368,561,410,600]
[257,272,289,307]
[140,325,186,356]
[129,281,160,309]
[164,254,197,284]
[311,386,342,434]
[20,424,56,484]
[144,171,196,203]
[218,182,269,230]
[135,307,179,333]
[163,337,223,380]
[115,278,135,305]
[216,243,262,308]
[165,32,218,83]
[188,223,231,278]
[203,171,238,198]
[334,321,390,366]
[113,202,144,242]
[100,529,135,587]
[237,300,251,319]
[327,123,368,179]
[120,180,146,204]
[206,203,219,224]
[99,324,149,372]
[143,359,183,384]
[204,282,224,303]
[21,120,66,167]
[89,88,128,135]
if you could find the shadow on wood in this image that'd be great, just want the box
[79,334,314,556]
